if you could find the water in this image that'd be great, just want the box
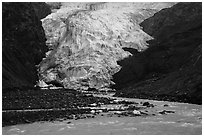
[2,93,202,135]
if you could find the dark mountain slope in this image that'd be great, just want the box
[31,2,51,19]
[2,3,51,90]
[113,2,202,104]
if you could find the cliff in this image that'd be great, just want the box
[114,2,202,104]
[2,2,51,90]
[38,2,175,91]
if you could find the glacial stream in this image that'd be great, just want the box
[2,92,202,135]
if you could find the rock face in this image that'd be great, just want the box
[31,2,52,20]
[38,2,175,90]
[2,3,51,90]
[114,3,202,104]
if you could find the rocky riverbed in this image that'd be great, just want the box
[2,89,202,135]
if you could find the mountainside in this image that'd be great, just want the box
[114,2,202,104]
[2,2,200,104]
[38,2,175,91]
[2,3,51,90]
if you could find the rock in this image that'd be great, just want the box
[113,99,120,103]
[91,115,95,118]
[164,104,169,107]
[165,110,175,113]
[2,2,50,90]
[141,2,202,43]
[143,102,154,107]
[159,110,175,115]
[114,111,122,114]
[140,111,149,115]
[108,107,115,111]
[97,110,103,113]
[143,102,150,106]
[89,103,97,107]
[31,2,51,20]
[38,2,175,91]
[132,110,141,115]
[46,2,62,11]
[114,2,202,104]
[90,110,95,114]
[140,2,202,104]
[109,101,115,104]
